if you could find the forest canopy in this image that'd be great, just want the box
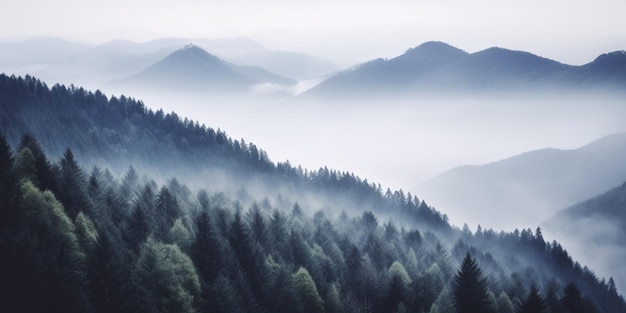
[0,131,624,313]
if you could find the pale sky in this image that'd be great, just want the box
[2,0,625,66]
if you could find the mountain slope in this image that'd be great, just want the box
[545,182,626,294]
[549,181,626,239]
[0,73,447,232]
[110,45,295,94]
[306,41,626,97]
[1,73,625,313]
[308,41,469,95]
[419,133,626,230]
[432,47,570,89]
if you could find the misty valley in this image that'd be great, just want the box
[1,36,626,313]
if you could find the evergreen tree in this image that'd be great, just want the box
[190,211,223,283]
[18,134,57,191]
[518,284,547,313]
[423,263,447,310]
[7,180,90,313]
[431,287,455,313]
[229,210,265,304]
[87,228,134,313]
[57,148,92,218]
[13,147,38,185]
[452,252,494,313]
[293,267,325,313]
[497,292,515,313]
[126,204,152,253]
[154,186,180,241]
[133,238,201,313]
[265,259,300,313]
[560,283,597,313]
[383,261,412,313]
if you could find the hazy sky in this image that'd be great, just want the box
[2,0,625,66]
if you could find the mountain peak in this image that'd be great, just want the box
[592,50,626,64]
[167,44,220,62]
[403,41,468,58]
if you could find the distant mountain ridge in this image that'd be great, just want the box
[0,36,337,90]
[306,41,626,97]
[551,181,626,230]
[109,44,295,94]
[419,132,626,231]
[545,181,626,294]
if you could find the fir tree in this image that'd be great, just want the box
[452,252,494,313]
[518,284,547,313]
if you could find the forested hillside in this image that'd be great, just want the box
[1,134,624,313]
[0,73,447,231]
[1,74,625,313]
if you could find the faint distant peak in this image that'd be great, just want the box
[413,41,467,52]
[165,44,221,63]
[403,41,469,58]
[475,46,530,57]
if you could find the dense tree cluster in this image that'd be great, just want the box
[0,133,624,313]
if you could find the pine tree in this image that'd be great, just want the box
[384,261,411,313]
[133,238,201,313]
[293,267,325,313]
[57,148,92,219]
[190,211,223,283]
[452,252,494,313]
[229,210,265,304]
[18,134,56,191]
[153,186,180,241]
[518,284,547,313]
[8,180,90,313]
[497,292,515,313]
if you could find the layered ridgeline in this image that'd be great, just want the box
[545,182,626,296]
[305,41,626,97]
[0,36,337,88]
[420,133,626,231]
[108,44,296,95]
[1,74,625,313]
[0,73,448,232]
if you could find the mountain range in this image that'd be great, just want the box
[305,41,626,97]
[0,36,337,90]
[2,38,625,98]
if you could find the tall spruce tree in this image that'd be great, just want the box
[57,148,92,219]
[518,284,547,313]
[452,252,494,313]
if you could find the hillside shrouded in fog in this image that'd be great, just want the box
[1,74,626,313]
[2,0,626,310]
